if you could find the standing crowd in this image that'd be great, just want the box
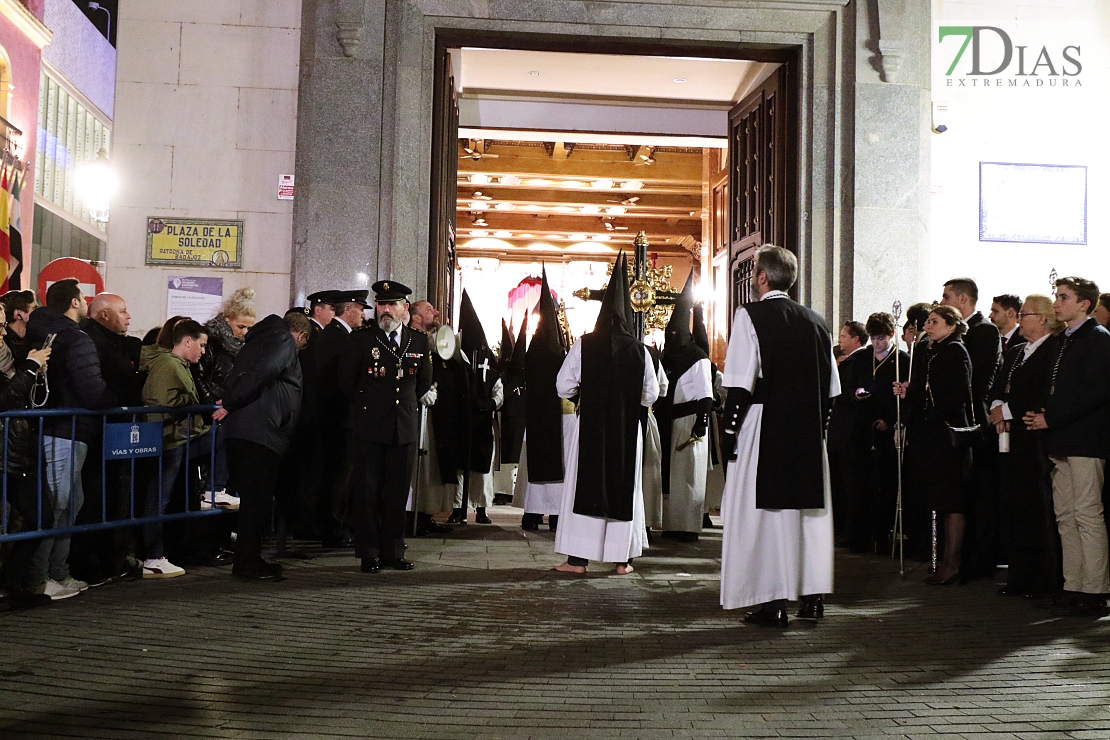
[831,276,1110,618]
[4,251,1109,625]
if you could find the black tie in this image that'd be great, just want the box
[389,330,399,351]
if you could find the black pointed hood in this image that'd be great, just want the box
[594,252,634,338]
[499,318,515,370]
[692,303,710,356]
[664,269,696,351]
[508,311,528,373]
[458,289,488,358]
[661,268,707,379]
[532,266,564,353]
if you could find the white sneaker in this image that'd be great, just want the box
[214,491,240,509]
[202,490,240,510]
[142,558,186,578]
[31,579,81,600]
[57,576,89,592]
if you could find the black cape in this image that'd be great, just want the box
[746,297,834,510]
[524,268,567,483]
[574,254,645,522]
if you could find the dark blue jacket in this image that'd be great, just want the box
[26,307,117,443]
[1043,318,1110,459]
[221,315,303,455]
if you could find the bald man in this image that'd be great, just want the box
[409,300,441,334]
[81,293,140,405]
[72,294,145,585]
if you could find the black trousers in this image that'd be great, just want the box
[1,471,50,590]
[350,441,414,562]
[314,431,348,540]
[227,438,283,567]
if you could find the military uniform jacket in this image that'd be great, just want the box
[339,324,433,445]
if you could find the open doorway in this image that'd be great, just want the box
[429,45,796,362]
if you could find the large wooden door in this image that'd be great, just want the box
[727,67,791,316]
[427,51,459,322]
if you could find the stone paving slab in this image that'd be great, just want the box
[2,506,1110,739]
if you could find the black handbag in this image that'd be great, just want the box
[926,354,982,449]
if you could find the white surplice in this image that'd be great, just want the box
[703,367,726,514]
[511,413,576,515]
[554,339,660,563]
[407,420,458,515]
[662,358,713,533]
[642,361,669,530]
[719,293,840,610]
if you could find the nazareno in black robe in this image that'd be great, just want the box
[574,253,645,523]
[656,270,710,495]
[524,267,567,483]
[458,290,499,474]
[499,316,528,464]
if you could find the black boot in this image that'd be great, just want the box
[744,599,788,627]
[797,594,824,619]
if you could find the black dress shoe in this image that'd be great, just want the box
[361,558,380,574]
[446,508,467,525]
[702,513,715,529]
[797,595,824,619]
[383,559,415,571]
[744,607,789,627]
[232,562,285,581]
[475,508,492,524]
[321,537,352,549]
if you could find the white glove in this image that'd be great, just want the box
[419,387,438,407]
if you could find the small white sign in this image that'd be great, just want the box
[167,277,224,324]
[278,174,295,200]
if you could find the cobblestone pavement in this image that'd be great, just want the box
[2,506,1110,739]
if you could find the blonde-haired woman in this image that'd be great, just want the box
[988,294,1061,598]
[197,287,256,508]
[200,287,257,402]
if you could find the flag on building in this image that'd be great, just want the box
[0,165,10,293]
[9,167,22,290]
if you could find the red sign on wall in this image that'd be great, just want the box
[37,258,105,306]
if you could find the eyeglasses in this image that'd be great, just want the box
[1017,312,1043,318]
[0,322,8,329]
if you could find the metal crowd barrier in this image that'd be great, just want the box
[0,404,228,543]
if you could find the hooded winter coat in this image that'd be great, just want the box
[26,306,117,443]
[221,315,302,455]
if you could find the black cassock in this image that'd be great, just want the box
[465,345,499,473]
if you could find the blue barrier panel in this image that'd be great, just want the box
[104,421,162,460]
[0,404,228,544]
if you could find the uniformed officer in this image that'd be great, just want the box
[305,290,342,341]
[339,280,435,572]
[312,289,369,547]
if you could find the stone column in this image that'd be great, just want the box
[291,0,389,302]
[849,0,932,322]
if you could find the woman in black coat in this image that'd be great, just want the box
[988,294,1061,597]
[895,305,974,585]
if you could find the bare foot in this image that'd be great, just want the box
[553,562,587,574]
[616,564,634,575]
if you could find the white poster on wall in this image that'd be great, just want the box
[167,277,224,323]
